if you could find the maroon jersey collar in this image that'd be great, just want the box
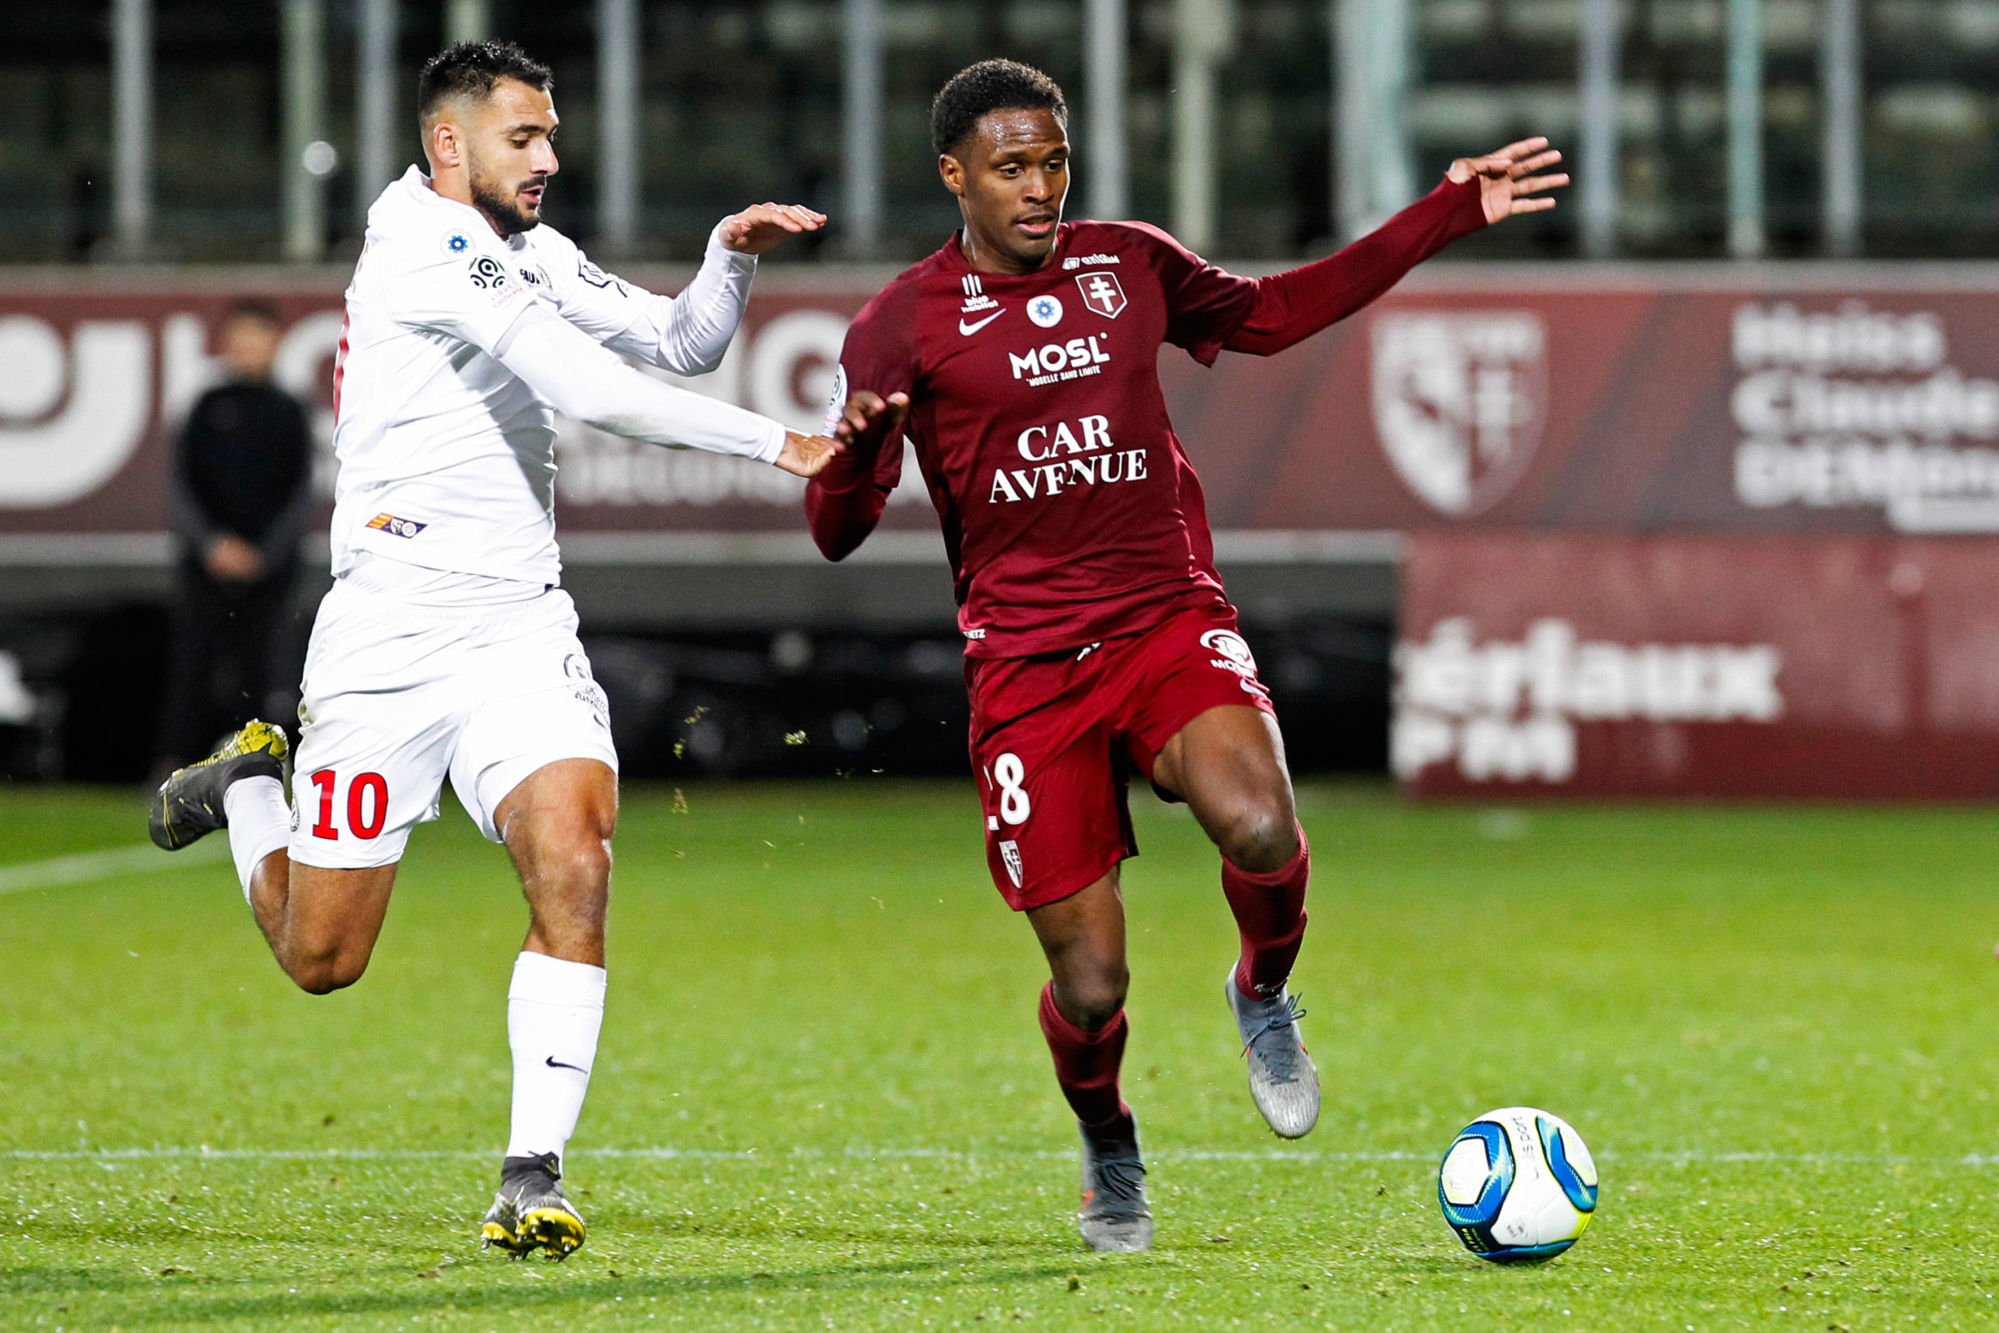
[939,223,1076,278]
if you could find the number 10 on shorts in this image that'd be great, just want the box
[308,768,389,840]
[986,752,1031,829]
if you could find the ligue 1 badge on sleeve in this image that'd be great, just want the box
[1027,294,1064,328]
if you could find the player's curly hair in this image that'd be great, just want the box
[929,59,1067,157]
[418,40,553,120]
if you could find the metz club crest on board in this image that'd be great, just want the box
[1075,271,1127,319]
[1369,310,1548,516]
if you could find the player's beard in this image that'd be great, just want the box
[469,161,542,237]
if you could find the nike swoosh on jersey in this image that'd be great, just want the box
[958,310,1004,336]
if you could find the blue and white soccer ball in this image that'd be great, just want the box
[1437,1106,1598,1262]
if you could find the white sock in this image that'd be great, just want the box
[222,776,291,905]
[506,951,607,1166]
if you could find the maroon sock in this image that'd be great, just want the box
[1222,821,1310,998]
[1036,982,1130,1129]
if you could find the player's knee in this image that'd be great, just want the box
[1216,797,1299,874]
[1059,962,1129,1030]
[287,948,369,995]
[545,831,613,899]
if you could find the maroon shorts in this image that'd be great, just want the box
[965,603,1278,912]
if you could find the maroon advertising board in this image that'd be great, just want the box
[7,268,1999,542]
[1396,531,1999,799]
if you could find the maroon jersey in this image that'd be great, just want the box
[825,220,1260,659]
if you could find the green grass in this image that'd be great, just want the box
[4,779,1999,1329]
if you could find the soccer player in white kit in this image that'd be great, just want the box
[147,40,883,1259]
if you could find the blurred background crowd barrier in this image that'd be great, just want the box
[4,0,1997,795]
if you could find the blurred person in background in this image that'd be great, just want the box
[151,298,311,779]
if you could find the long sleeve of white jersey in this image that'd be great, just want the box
[541,224,756,376]
[493,305,787,463]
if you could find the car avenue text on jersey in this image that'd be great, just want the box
[989,413,1148,504]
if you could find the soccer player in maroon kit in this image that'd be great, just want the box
[810,60,1566,1252]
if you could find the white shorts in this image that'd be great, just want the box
[287,578,618,870]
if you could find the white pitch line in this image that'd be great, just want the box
[6,1146,1997,1167]
[0,840,228,897]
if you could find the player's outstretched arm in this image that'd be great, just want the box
[1445,136,1569,224]
[578,203,828,378]
[779,391,903,480]
[806,391,909,561]
[1222,137,1567,358]
[497,305,830,469]
[716,202,828,255]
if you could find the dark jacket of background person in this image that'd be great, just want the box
[152,303,313,775]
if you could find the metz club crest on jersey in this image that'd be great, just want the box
[1075,271,1127,319]
[1369,310,1548,516]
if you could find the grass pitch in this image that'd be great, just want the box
[4,779,1998,1330]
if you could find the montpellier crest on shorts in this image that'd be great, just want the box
[999,839,1024,889]
[1075,271,1127,319]
[1369,310,1547,517]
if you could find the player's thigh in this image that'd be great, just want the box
[493,759,618,907]
[1121,610,1296,858]
[288,696,456,873]
[281,858,401,965]
[446,603,619,849]
[971,710,1133,913]
[1152,705,1298,859]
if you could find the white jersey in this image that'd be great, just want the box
[330,166,776,585]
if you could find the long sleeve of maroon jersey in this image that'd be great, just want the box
[1222,177,1487,357]
[805,451,891,561]
[806,288,915,562]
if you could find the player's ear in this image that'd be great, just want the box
[938,153,965,197]
[428,118,462,171]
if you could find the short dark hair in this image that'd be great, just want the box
[930,59,1067,157]
[224,297,283,327]
[417,40,553,122]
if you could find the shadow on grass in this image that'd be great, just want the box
[89,1252,1093,1326]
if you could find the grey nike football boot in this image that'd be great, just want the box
[1077,1111,1153,1252]
[481,1152,586,1259]
[1226,968,1321,1139]
[148,720,288,851]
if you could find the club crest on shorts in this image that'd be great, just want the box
[999,839,1024,889]
[1200,629,1257,675]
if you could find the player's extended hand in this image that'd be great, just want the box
[831,391,910,458]
[1447,137,1569,225]
[775,430,845,478]
[718,203,829,255]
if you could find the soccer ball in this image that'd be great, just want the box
[1437,1106,1598,1262]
